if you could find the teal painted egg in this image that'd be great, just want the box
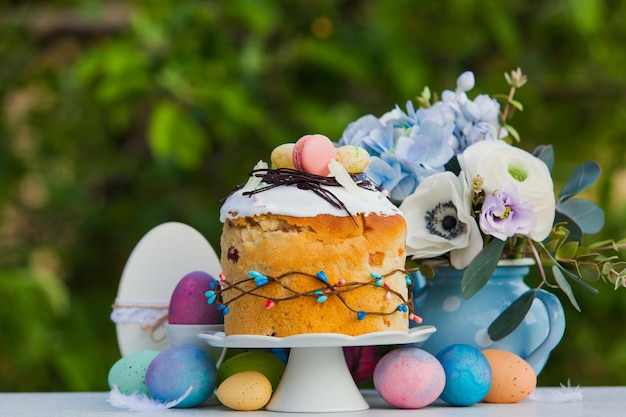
[107,350,159,395]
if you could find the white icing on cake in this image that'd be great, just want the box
[220,182,401,222]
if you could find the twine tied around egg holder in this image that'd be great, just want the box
[206,268,422,324]
[110,302,169,343]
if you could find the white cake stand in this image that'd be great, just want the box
[198,326,436,413]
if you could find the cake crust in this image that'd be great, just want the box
[220,212,409,336]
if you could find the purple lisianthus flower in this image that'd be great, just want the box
[479,180,536,241]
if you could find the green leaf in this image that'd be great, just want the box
[552,266,581,311]
[509,98,524,112]
[553,212,582,243]
[488,290,536,340]
[462,238,506,299]
[556,199,605,234]
[558,161,601,201]
[533,145,554,172]
[504,123,520,142]
[555,241,579,260]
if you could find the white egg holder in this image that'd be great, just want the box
[199,326,436,413]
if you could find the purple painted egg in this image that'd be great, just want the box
[373,347,445,409]
[145,345,217,408]
[168,271,223,324]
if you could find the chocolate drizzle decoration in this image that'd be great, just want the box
[222,168,387,222]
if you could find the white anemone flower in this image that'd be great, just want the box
[399,171,483,269]
[459,140,555,241]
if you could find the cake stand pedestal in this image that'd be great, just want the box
[199,326,436,413]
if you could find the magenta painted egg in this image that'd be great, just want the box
[168,271,223,324]
[343,346,380,386]
[373,347,446,409]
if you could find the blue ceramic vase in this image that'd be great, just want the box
[412,260,565,375]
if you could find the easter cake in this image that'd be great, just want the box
[212,134,415,337]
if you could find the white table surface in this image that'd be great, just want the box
[0,387,623,417]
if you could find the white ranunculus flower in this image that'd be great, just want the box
[459,140,555,241]
[399,171,483,269]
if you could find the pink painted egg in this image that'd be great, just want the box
[373,347,446,409]
[168,271,223,324]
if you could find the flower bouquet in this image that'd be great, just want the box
[339,69,626,340]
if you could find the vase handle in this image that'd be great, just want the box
[523,289,566,374]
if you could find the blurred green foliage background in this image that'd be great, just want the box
[1,0,626,391]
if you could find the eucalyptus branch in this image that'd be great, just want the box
[526,236,550,289]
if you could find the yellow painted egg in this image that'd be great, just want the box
[216,371,273,411]
[336,145,370,173]
[481,349,537,403]
[271,143,296,169]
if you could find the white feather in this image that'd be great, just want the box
[107,385,193,412]
[529,380,583,403]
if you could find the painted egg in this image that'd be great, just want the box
[216,371,273,411]
[373,347,446,409]
[482,349,536,403]
[218,350,286,390]
[107,350,159,395]
[336,145,370,173]
[270,143,296,169]
[145,345,217,408]
[343,345,380,386]
[168,270,223,324]
[436,344,492,406]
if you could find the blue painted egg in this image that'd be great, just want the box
[436,344,492,406]
[145,345,217,408]
[107,350,159,395]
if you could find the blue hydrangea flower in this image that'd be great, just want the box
[338,71,506,201]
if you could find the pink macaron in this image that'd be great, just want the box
[292,134,337,176]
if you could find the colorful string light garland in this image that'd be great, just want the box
[206,268,422,324]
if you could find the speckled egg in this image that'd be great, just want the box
[481,349,536,403]
[218,351,286,390]
[216,371,273,411]
[436,344,492,406]
[168,271,223,325]
[270,143,296,169]
[145,345,217,408]
[373,347,446,409]
[336,145,370,173]
[107,350,159,395]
